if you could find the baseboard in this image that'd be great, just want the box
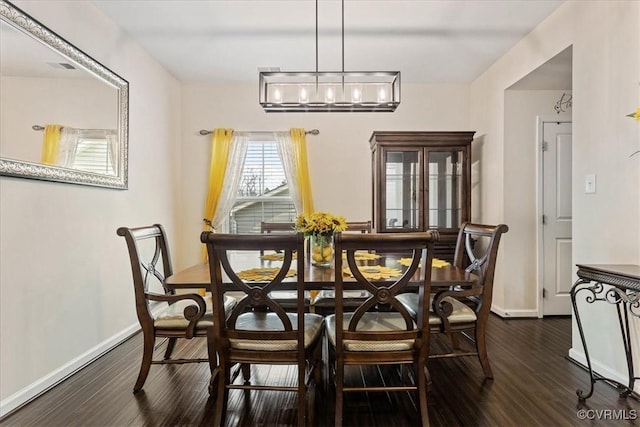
[491,306,539,318]
[0,322,141,419]
[568,348,639,394]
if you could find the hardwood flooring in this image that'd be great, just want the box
[2,315,638,426]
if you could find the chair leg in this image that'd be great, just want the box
[206,330,219,397]
[214,360,230,427]
[334,359,344,427]
[448,331,461,349]
[134,331,155,393]
[163,337,178,360]
[241,363,251,384]
[475,324,493,379]
[297,358,306,427]
[312,337,323,389]
[418,361,430,427]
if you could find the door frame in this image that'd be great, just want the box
[536,114,572,318]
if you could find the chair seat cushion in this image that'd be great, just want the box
[154,294,237,329]
[396,293,477,325]
[230,312,324,351]
[325,312,416,352]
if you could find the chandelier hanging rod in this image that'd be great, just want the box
[258,0,400,112]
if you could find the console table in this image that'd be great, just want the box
[571,264,640,400]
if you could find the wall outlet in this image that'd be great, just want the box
[585,174,596,194]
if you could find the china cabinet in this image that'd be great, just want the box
[369,131,474,262]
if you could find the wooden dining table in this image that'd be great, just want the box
[165,252,478,292]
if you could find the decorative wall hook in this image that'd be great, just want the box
[554,92,572,114]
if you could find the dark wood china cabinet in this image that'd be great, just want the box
[369,131,474,262]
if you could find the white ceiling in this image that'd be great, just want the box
[91,0,568,84]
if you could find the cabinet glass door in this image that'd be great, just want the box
[427,150,463,229]
[383,149,421,230]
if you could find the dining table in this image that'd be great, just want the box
[165,251,479,294]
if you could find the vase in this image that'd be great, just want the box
[310,233,334,267]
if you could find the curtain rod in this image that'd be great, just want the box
[198,128,319,136]
[32,125,115,133]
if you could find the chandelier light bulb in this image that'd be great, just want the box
[378,87,387,102]
[299,87,309,103]
[325,87,335,103]
[352,87,361,103]
[273,88,282,103]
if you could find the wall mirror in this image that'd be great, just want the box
[0,0,129,189]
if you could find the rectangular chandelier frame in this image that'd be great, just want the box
[259,71,400,113]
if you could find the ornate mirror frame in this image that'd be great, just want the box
[0,0,129,189]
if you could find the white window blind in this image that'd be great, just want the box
[72,137,114,175]
[228,138,296,233]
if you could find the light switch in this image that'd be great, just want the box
[585,174,596,194]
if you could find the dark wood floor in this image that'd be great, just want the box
[2,315,638,426]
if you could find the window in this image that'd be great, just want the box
[65,129,118,176]
[72,137,115,175]
[226,136,296,233]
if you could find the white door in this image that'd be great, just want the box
[542,121,573,315]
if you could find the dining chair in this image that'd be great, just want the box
[117,224,236,393]
[326,231,437,427]
[258,221,312,310]
[260,221,295,234]
[397,222,509,379]
[344,220,372,234]
[201,231,324,427]
[312,220,373,314]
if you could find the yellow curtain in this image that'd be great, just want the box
[290,128,314,215]
[40,124,62,165]
[201,128,234,260]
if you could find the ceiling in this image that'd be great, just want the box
[91,0,568,85]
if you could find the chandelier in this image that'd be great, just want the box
[259,0,400,113]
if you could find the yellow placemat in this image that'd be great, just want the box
[397,257,451,268]
[237,268,296,281]
[342,265,403,280]
[259,252,297,261]
[342,251,381,261]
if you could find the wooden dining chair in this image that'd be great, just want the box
[312,220,374,314]
[397,222,509,379]
[117,224,236,393]
[260,221,295,234]
[327,231,437,427]
[259,221,312,310]
[201,231,324,427]
[344,220,372,234]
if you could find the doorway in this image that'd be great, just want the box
[539,119,573,315]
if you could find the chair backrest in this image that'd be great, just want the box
[200,232,307,349]
[333,231,437,352]
[260,222,295,234]
[344,221,372,234]
[452,222,509,318]
[117,224,174,326]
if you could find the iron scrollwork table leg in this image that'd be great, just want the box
[570,268,640,401]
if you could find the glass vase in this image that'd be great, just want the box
[310,233,334,267]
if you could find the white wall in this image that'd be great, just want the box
[470,1,639,391]
[177,83,471,267]
[0,1,182,414]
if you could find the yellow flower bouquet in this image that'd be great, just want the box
[295,211,347,266]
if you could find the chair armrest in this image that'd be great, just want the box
[146,292,207,338]
[431,286,483,318]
